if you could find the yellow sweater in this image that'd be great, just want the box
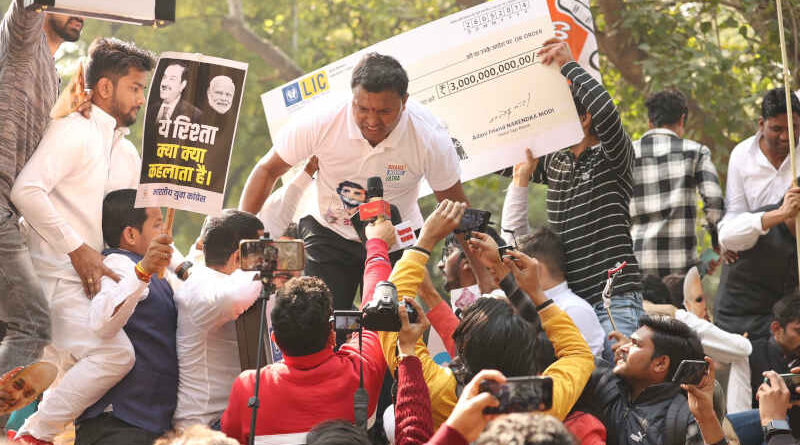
[381,249,596,427]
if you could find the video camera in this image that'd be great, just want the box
[333,281,418,332]
[239,237,305,273]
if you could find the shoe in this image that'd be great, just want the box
[12,433,53,445]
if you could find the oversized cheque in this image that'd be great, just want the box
[136,52,247,215]
[261,0,583,192]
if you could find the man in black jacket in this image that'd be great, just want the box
[576,315,705,445]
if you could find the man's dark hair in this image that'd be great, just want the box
[639,314,704,380]
[453,298,539,382]
[762,87,800,119]
[645,89,688,127]
[475,413,577,445]
[773,292,800,328]
[202,209,263,266]
[102,189,148,248]
[661,273,686,309]
[271,276,333,357]
[350,52,408,97]
[517,227,566,280]
[641,274,672,305]
[86,37,155,89]
[307,420,370,445]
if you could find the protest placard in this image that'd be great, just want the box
[24,0,175,26]
[135,52,247,215]
[261,0,584,195]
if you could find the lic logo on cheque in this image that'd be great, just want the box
[282,71,329,107]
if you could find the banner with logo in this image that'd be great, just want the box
[135,52,247,215]
[261,0,583,195]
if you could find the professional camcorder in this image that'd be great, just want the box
[333,281,417,332]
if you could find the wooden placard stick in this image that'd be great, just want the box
[776,0,800,287]
[160,207,176,278]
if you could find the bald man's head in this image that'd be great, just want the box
[207,75,235,114]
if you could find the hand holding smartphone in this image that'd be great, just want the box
[672,359,709,385]
[479,375,553,414]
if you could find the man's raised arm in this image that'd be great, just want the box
[238,150,292,214]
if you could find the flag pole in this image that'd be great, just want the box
[776,0,800,287]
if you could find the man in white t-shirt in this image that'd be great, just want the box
[240,52,467,309]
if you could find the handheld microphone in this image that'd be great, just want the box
[359,176,390,221]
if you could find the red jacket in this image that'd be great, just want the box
[220,239,392,444]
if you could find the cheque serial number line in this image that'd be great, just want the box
[434,49,539,99]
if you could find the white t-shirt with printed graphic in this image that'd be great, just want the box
[274,97,461,241]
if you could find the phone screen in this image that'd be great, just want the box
[480,376,553,414]
[457,209,490,233]
[333,311,362,331]
[239,240,305,271]
[672,360,708,385]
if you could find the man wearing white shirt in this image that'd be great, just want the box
[239,52,467,309]
[718,88,800,252]
[10,38,154,444]
[516,227,606,357]
[173,210,263,428]
[500,162,606,357]
[256,155,317,239]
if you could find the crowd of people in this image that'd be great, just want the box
[1,1,800,445]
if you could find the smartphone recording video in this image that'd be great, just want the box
[239,239,305,272]
[456,208,490,234]
[479,376,553,414]
[671,360,708,385]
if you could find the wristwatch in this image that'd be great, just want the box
[763,419,791,441]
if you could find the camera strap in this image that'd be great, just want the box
[353,325,369,429]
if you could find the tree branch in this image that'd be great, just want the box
[224,0,304,80]
[594,0,647,89]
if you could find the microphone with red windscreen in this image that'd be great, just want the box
[359,176,391,221]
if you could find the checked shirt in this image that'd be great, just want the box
[630,129,723,278]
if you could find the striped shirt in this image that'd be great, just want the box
[0,0,59,213]
[630,129,724,277]
[533,62,641,304]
